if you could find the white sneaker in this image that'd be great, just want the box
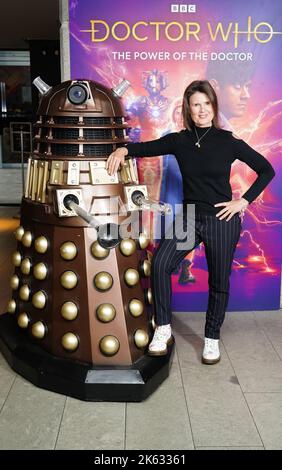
[202,337,220,364]
[148,324,173,356]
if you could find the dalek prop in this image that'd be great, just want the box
[0,78,174,401]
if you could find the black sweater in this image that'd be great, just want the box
[126,125,275,214]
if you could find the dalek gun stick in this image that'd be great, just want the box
[131,189,172,215]
[63,193,121,249]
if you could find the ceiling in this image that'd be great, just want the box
[0,0,60,49]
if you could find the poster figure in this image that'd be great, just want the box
[125,70,171,240]
[206,60,253,132]
[158,98,196,284]
[207,60,281,279]
[206,60,255,204]
[126,69,170,141]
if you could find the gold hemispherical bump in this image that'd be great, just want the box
[19,284,30,301]
[17,312,30,329]
[22,231,32,247]
[15,226,24,241]
[99,335,120,356]
[138,232,149,250]
[7,299,16,314]
[94,272,113,291]
[31,321,46,339]
[141,259,151,277]
[124,268,139,287]
[61,302,78,321]
[96,304,116,323]
[61,332,79,351]
[60,241,77,260]
[129,299,144,317]
[134,329,149,348]
[12,251,22,267]
[34,236,48,254]
[146,288,153,305]
[119,238,136,256]
[32,290,46,309]
[33,262,48,280]
[91,241,110,259]
[10,274,19,290]
[60,271,78,289]
[21,258,31,275]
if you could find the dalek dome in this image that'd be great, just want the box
[32,77,131,161]
[36,79,126,117]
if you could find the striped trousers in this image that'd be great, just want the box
[151,210,242,339]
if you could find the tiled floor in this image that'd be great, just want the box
[1,207,282,450]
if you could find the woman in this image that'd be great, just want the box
[106,80,275,364]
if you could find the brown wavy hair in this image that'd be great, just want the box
[182,80,220,130]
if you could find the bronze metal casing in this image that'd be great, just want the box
[10,80,153,366]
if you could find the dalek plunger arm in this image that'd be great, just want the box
[63,194,122,249]
[131,190,172,215]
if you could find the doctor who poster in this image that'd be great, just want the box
[68,0,282,310]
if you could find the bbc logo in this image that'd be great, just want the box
[171,4,196,12]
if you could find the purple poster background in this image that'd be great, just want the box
[69,0,282,310]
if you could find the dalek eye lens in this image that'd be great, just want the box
[67,84,88,105]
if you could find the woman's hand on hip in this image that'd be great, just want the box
[214,198,249,221]
[106,147,128,175]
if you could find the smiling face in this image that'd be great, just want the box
[189,92,215,127]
